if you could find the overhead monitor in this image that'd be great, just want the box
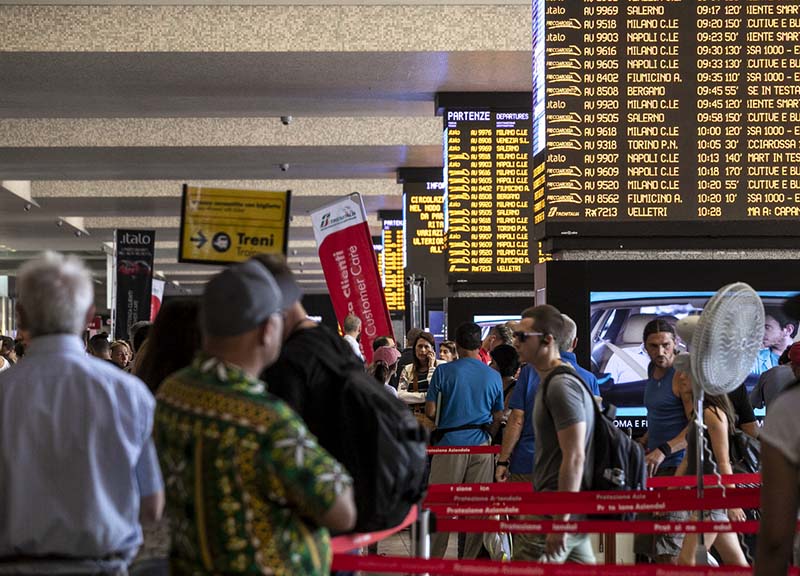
[381,218,405,311]
[537,0,800,240]
[443,108,535,285]
[403,179,448,299]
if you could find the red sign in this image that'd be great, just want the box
[311,194,393,363]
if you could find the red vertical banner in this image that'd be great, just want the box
[311,193,394,363]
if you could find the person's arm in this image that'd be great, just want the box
[545,421,586,557]
[136,438,165,524]
[319,485,357,533]
[755,441,799,576]
[705,407,746,522]
[424,368,442,423]
[398,366,426,405]
[488,409,505,439]
[271,409,356,533]
[496,409,524,482]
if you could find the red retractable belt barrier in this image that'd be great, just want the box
[330,507,418,553]
[427,482,533,495]
[331,554,799,575]
[435,518,765,534]
[427,445,502,455]
[426,487,760,516]
[647,473,761,488]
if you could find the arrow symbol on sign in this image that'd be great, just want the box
[191,231,207,249]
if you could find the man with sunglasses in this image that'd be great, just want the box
[512,304,596,564]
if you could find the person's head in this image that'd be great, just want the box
[490,344,520,379]
[110,340,131,368]
[439,340,458,362]
[558,314,578,353]
[129,321,152,355]
[0,336,16,363]
[16,251,94,338]
[412,331,436,371]
[200,259,287,374]
[343,313,362,337]
[642,317,677,370]
[763,306,797,354]
[788,341,800,379]
[515,305,564,367]
[405,327,423,349]
[371,345,401,384]
[486,323,514,351]
[133,298,202,393]
[251,254,304,342]
[455,322,482,358]
[13,340,25,360]
[88,333,111,359]
[372,335,396,352]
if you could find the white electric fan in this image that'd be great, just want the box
[674,283,764,565]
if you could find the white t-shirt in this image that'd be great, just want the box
[0,357,9,373]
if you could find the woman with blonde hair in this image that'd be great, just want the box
[676,376,748,566]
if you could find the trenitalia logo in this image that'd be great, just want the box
[319,206,357,230]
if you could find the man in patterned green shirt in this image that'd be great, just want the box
[154,259,356,575]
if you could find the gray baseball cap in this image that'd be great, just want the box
[201,259,286,337]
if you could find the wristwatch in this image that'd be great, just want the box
[495,460,510,468]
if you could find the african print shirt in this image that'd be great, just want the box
[154,354,352,575]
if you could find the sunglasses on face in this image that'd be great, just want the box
[513,331,545,343]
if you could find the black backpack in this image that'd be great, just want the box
[298,339,429,533]
[542,365,647,496]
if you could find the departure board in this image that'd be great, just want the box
[444,110,534,283]
[404,180,448,299]
[538,0,800,239]
[381,219,405,311]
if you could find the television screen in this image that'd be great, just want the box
[473,314,521,341]
[590,291,797,429]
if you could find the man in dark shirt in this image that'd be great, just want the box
[256,255,364,458]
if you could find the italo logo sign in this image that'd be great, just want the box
[121,232,153,245]
[319,206,357,230]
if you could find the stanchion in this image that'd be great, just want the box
[411,504,431,559]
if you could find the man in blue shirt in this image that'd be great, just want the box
[0,252,163,573]
[633,318,692,564]
[425,322,504,559]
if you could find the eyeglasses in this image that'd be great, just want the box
[513,331,544,343]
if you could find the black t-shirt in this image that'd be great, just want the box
[261,324,363,455]
[727,383,756,426]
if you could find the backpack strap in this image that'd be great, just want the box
[541,363,601,489]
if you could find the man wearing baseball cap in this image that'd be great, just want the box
[154,259,356,575]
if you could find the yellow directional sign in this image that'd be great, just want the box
[179,185,291,264]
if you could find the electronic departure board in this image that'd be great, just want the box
[403,180,448,299]
[381,219,405,311]
[538,0,800,239]
[444,110,534,283]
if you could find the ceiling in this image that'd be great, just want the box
[0,3,532,303]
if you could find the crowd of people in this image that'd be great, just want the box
[1,250,799,574]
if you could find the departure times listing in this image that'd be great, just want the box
[381,219,405,311]
[445,110,534,280]
[540,0,800,236]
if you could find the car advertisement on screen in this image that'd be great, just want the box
[591,291,797,431]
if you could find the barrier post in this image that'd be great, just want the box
[411,505,431,559]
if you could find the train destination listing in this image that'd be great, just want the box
[541,0,800,230]
[381,219,405,311]
[445,110,534,278]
